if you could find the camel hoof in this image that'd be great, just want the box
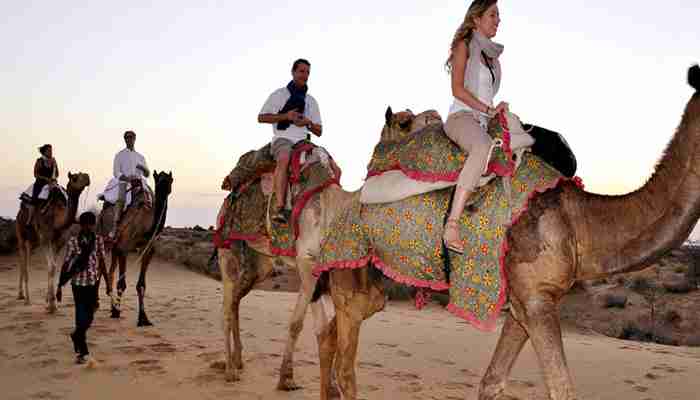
[277,377,302,391]
[328,384,341,398]
[17,293,24,300]
[111,308,121,319]
[24,298,31,306]
[225,370,240,383]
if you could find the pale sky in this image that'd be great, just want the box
[1,1,699,235]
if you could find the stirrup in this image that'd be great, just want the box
[443,219,464,254]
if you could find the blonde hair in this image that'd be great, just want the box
[445,0,497,71]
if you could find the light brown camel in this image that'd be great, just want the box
[217,181,352,389]
[15,172,91,313]
[215,112,438,388]
[99,171,173,327]
[313,67,700,400]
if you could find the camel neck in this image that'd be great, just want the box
[576,94,700,276]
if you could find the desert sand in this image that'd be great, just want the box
[1,254,699,400]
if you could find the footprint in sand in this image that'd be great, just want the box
[294,359,317,367]
[444,381,475,390]
[29,358,59,368]
[18,337,42,346]
[359,361,383,369]
[644,373,661,380]
[360,384,381,392]
[197,351,220,362]
[375,342,398,349]
[396,350,412,358]
[382,371,421,382]
[429,357,456,366]
[148,342,176,353]
[634,386,649,393]
[115,345,146,355]
[51,371,73,381]
[398,381,423,394]
[30,391,63,400]
[130,359,165,373]
[459,368,480,377]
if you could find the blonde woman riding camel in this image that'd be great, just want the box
[443,0,508,253]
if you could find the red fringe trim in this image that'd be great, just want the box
[312,173,583,332]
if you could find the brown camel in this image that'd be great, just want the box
[217,181,352,389]
[313,67,700,400]
[215,111,439,388]
[100,171,173,327]
[15,172,91,313]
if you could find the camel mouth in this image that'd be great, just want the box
[689,64,699,91]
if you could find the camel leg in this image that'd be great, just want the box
[45,244,58,313]
[220,248,240,382]
[17,241,28,302]
[478,312,530,400]
[277,256,317,391]
[334,302,363,400]
[521,295,575,400]
[111,252,127,319]
[136,248,155,327]
[23,242,31,305]
[318,316,339,400]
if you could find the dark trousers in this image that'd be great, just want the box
[71,284,97,356]
[31,179,46,204]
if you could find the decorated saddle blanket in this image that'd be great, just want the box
[361,113,534,205]
[19,183,68,204]
[214,142,339,257]
[314,152,573,331]
[98,176,153,210]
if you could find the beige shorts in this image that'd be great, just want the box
[270,138,294,160]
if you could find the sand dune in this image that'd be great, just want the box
[1,254,699,400]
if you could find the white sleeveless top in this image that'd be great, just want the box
[449,61,496,117]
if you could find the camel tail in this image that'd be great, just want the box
[311,271,329,303]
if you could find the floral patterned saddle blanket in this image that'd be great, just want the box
[314,151,568,331]
[214,141,339,257]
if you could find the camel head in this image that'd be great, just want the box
[690,64,699,93]
[153,170,173,198]
[66,172,90,193]
[381,106,443,142]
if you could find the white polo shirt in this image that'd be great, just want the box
[259,87,322,145]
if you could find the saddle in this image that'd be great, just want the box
[360,112,577,205]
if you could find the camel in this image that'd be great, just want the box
[15,172,91,313]
[216,174,352,389]
[100,171,173,327]
[312,66,700,400]
[214,113,442,388]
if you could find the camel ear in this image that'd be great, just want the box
[153,170,159,178]
[385,106,393,126]
[68,172,73,179]
[168,171,172,178]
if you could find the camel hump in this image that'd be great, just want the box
[689,64,699,91]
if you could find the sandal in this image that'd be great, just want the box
[443,219,464,254]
